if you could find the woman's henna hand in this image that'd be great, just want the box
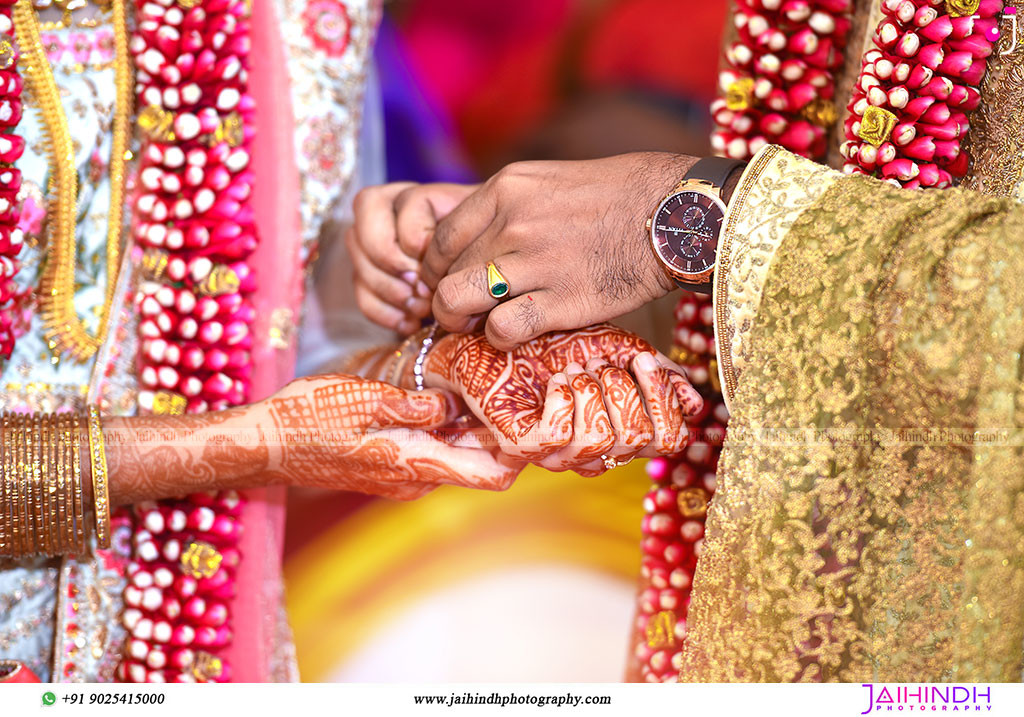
[423,323,702,473]
[261,375,521,497]
[106,375,523,505]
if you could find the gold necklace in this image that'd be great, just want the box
[14,0,133,363]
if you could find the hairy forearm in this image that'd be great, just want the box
[104,406,272,506]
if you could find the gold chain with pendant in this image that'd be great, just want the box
[14,0,133,363]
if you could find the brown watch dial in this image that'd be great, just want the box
[650,189,725,281]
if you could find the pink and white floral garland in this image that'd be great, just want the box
[118,493,244,682]
[119,0,257,683]
[712,0,854,161]
[632,293,725,682]
[0,0,25,360]
[841,0,1002,187]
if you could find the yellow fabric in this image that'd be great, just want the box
[286,462,649,681]
[689,151,1024,681]
[714,145,840,409]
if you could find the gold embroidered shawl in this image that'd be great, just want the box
[687,146,1024,682]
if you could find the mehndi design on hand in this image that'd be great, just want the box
[263,375,520,498]
[423,323,703,474]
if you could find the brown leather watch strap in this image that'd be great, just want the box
[686,156,745,193]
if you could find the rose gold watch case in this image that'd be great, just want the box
[647,178,727,286]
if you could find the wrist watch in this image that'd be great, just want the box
[646,157,745,294]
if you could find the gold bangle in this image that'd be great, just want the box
[10,413,25,556]
[25,414,40,555]
[4,413,17,556]
[16,413,32,555]
[37,414,51,555]
[57,413,72,553]
[43,414,60,554]
[387,332,419,387]
[40,415,54,555]
[35,415,51,555]
[70,412,85,553]
[86,406,110,549]
[0,413,9,555]
[52,411,64,553]
[18,414,32,555]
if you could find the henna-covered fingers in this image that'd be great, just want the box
[496,371,574,461]
[584,357,653,462]
[538,362,615,472]
[371,384,459,431]
[656,353,704,416]
[631,352,689,457]
[387,428,523,492]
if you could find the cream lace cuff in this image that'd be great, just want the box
[712,145,841,410]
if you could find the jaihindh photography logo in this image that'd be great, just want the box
[861,685,993,713]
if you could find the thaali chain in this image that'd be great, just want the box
[14,0,133,362]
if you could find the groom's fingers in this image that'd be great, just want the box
[483,291,562,351]
[433,252,541,334]
[353,278,416,334]
[421,184,497,288]
[348,228,415,307]
[394,183,478,261]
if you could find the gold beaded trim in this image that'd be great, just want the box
[14,0,134,362]
[70,412,85,551]
[0,415,10,554]
[86,405,110,549]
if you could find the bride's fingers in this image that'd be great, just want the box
[371,385,459,431]
[585,357,653,462]
[512,372,574,461]
[653,351,704,416]
[575,459,605,477]
[353,278,416,334]
[631,352,688,457]
[539,363,615,471]
[384,430,523,491]
[476,372,573,462]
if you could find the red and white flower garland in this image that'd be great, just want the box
[118,493,244,683]
[0,0,25,360]
[632,293,725,682]
[120,0,257,683]
[841,0,1003,187]
[712,0,854,161]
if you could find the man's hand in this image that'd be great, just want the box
[347,182,478,335]
[421,153,697,350]
[424,324,703,475]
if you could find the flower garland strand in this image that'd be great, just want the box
[841,0,1003,187]
[119,0,258,683]
[711,0,854,161]
[630,293,724,682]
[0,0,26,360]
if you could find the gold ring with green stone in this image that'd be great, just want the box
[486,261,511,300]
